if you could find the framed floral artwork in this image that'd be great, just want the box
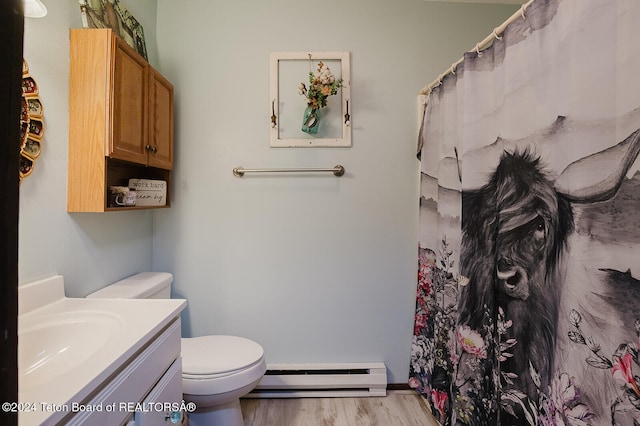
[270,51,351,148]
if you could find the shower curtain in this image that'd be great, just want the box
[410,0,640,424]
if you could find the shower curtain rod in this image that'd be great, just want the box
[419,0,534,96]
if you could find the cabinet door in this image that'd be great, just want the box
[135,358,183,426]
[110,37,148,165]
[148,68,174,170]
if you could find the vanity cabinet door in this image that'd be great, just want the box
[147,67,173,170]
[135,358,183,426]
[110,36,149,165]
[63,319,182,426]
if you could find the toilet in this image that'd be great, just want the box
[87,272,266,426]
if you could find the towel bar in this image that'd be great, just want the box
[233,165,345,177]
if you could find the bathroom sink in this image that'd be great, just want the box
[18,275,186,426]
[19,310,124,389]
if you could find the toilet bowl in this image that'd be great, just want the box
[181,335,265,425]
[87,272,266,426]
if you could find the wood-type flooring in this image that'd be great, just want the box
[241,390,440,426]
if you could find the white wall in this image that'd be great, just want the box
[19,0,159,296]
[153,0,517,383]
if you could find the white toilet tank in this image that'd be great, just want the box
[87,272,173,299]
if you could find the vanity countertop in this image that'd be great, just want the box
[18,275,186,426]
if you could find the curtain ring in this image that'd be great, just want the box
[449,64,456,75]
[475,43,483,57]
[521,2,528,20]
[492,28,502,40]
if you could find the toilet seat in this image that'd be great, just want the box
[181,335,266,396]
[181,335,264,376]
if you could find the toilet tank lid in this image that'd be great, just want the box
[86,272,173,299]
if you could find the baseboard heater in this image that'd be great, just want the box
[245,362,387,398]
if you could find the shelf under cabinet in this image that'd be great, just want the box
[67,157,171,213]
[105,158,172,212]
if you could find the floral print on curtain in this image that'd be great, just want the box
[411,240,500,424]
[409,0,640,425]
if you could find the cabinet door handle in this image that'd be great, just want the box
[145,144,152,151]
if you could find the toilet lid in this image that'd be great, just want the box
[181,335,264,376]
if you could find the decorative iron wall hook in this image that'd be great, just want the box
[270,99,277,128]
[344,99,351,126]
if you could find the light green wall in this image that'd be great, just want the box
[19,0,517,383]
[153,0,518,383]
[19,0,159,296]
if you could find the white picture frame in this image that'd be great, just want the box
[270,51,351,148]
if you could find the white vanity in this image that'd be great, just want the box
[18,276,187,426]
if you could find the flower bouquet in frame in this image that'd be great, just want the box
[298,61,343,135]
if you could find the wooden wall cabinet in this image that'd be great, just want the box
[68,29,174,212]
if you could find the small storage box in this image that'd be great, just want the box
[128,179,167,206]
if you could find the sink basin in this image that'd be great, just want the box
[19,310,124,389]
[18,275,187,426]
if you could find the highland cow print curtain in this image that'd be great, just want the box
[410,0,640,424]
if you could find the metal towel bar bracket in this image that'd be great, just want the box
[233,165,345,177]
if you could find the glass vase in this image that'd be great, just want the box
[301,106,320,135]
